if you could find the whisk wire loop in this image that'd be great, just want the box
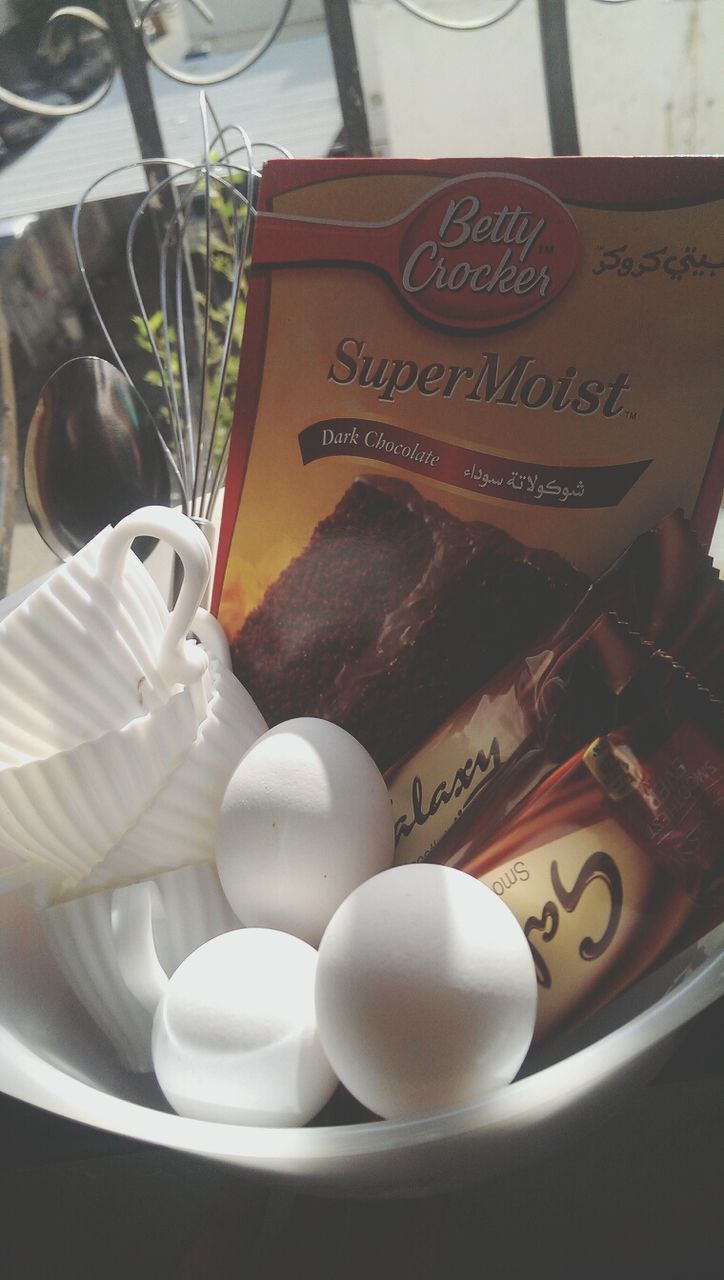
[71,98,286,526]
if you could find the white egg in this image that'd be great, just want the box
[315,864,538,1120]
[215,717,394,947]
[152,928,338,1126]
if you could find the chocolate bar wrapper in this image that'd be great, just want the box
[565,508,724,699]
[391,509,724,866]
[451,662,724,1044]
[391,613,677,866]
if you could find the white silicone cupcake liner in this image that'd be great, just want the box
[48,567,172,700]
[56,543,223,719]
[0,680,209,891]
[0,622,210,770]
[150,862,241,975]
[79,660,267,890]
[0,507,212,768]
[41,863,240,1073]
[0,601,167,766]
[0,579,201,768]
[62,536,194,701]
[98,528,170,630]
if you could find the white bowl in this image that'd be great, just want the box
[0,572,721,1198]
[0,873,720,1198]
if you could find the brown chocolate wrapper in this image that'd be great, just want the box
[390,509,724,867]
[449,662,724,1045]
[391,613,679,867]
[567,508,724,699]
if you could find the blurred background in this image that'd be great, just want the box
[0,0,722,598]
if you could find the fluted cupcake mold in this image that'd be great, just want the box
[78,659,267,890]
[0,508,212,767]
[0,678,209,892]
[41,863,241,1072]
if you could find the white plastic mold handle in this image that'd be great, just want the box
[111,881,169,1016]
[98,506,212,688]
[189,608,232,669]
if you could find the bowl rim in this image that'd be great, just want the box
[1,925,721,1169]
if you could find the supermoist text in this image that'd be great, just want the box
[328,338,632,418]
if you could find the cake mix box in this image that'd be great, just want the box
[214,157,724,785]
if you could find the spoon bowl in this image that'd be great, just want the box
[24,356,171,561]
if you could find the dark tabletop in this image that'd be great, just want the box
[0,996,722,1280]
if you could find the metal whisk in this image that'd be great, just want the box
[72,93,290,527]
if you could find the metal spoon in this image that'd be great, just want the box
[24,356,171,561]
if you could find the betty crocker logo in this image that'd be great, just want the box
[253,173,581,331]
[397,174,580,327]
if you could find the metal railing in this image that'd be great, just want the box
[0,1,641,170]
[0,0,686,598]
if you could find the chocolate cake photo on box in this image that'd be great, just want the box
[229,474,589,773]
